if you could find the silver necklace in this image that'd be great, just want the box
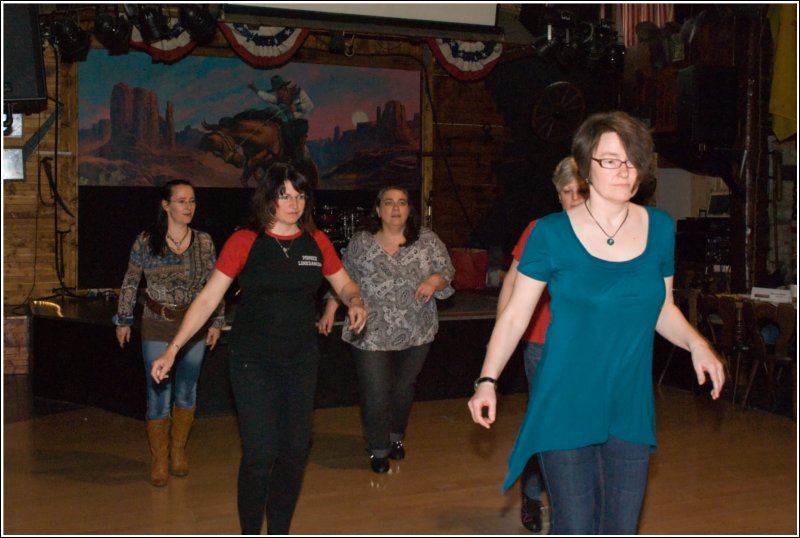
[584,201,629,246]
[167,228,190,250]
[274,236,295,258]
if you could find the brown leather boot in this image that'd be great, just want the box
[146,418,170,487]
[169,406,195,477]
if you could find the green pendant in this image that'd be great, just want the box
[607,238,615,246]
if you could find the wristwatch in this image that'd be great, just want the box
[473,376,497,391]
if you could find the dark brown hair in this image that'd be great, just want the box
[571,111,654,194]
[147,179,194,256]
[246,163,316,233]
[367,185,420,247]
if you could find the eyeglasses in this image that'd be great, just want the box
[592,158,637,170]
[278,193,307,203]
[170,199,196,206]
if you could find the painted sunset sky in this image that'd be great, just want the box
[78,49,420,141]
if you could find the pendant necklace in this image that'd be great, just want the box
[167,228,190,250]
[274,236,295,258]
[584,201,629,246]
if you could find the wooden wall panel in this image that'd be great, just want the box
[4,42,78,306]
[429,71,510,248]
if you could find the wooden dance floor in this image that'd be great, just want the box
[3,384,797,535]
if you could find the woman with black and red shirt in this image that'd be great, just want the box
[150,164,366,535]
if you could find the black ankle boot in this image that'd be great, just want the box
[370,454,389,474]
[389,440,405,460]
[521,493,543,532]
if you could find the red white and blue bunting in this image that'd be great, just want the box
[426,38,503,81]
[219,23,310,67]
[130,18,198,63]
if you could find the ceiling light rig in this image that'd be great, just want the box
[178,4,220,45]
[94,10,132,55]
[48,17,91,62]
[532,8,625,72]
[135,5,170,42]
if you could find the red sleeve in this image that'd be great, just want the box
[216,229,258,278]
[312,229,343,276]
[511,220,538,262]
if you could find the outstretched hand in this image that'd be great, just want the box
[151,351,176,384]
[691,342,726,399]
[468,384,497,429]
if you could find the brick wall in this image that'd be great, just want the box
[4,316,30,374]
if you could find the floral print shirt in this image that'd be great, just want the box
[340,228,455,351]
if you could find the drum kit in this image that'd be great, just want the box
[315,205,368,255]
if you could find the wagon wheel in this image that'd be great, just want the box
[530,82,586,143]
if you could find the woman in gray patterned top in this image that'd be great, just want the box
[319,186,455,473]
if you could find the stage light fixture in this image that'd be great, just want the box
[94,12,132,55]
[50,19,91,62]
[179,4,218,44]
[137,5,169,42]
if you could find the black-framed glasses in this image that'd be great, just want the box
[591,158,636,169]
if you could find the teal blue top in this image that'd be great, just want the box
[504,205,674,492]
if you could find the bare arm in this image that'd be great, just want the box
[326,268,366,334]
[496,259,519,316]
[151,269,233,382]
[468,273,546,428]
[655,276,725,399]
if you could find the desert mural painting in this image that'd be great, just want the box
[78,49,422,191]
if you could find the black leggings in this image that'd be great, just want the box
[229,346,319,535]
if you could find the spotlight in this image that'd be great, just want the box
[94,12,132,55]
[137,5,169,42]
[179,4,218,44]
[50,19,91,62]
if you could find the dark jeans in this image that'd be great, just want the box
[229,345,319,535]
[351,344,430,457]
[521,342,544,500]
[538,435,650,535]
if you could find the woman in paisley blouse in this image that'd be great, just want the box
[319,186,455,473]
[114,179,224,487]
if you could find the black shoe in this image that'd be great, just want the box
[370,455,390,474]
[389,440,405,460]
[521,493,543,532]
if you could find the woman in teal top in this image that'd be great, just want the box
[469,111,725,535]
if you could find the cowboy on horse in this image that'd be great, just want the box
[247,74,314,164]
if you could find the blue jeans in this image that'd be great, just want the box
[142,339,206,420]
[351,344,430,457]
[521,342,544,500]
[538,435,650,535]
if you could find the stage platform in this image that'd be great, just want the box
[29,290,527,419]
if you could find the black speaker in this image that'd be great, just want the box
[3,4,47,105]
[678,65,738,147]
